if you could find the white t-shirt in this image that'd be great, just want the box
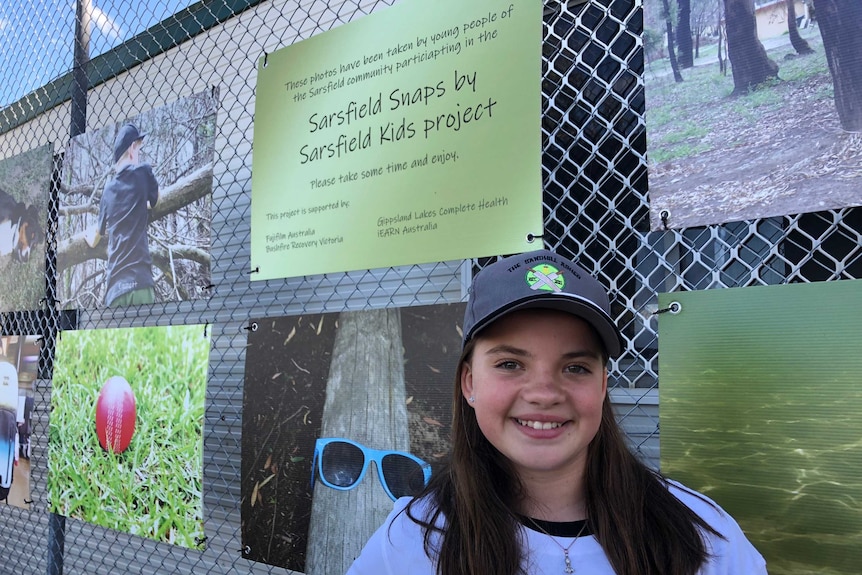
[346,481,767,575]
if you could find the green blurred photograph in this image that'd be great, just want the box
[659,280,862,575]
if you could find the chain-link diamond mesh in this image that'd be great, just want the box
[0,0,859,573]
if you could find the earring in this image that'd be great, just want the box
[469,396,475,403]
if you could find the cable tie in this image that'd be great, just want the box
[653,302,681,315]
[660,210,670,231]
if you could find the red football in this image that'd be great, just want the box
[95,376,136,453]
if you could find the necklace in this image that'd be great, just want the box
[525,517,588,574]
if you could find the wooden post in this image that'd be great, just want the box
[306,308,409,575]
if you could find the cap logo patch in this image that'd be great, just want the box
[526,263,564,292]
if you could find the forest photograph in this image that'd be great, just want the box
[644,0,862,229]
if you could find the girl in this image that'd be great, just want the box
[348,249,766,575]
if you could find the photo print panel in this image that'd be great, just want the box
[659,280,862,575]
[241,303,464,572]
[0,144,51,312]
[49,324,210,548]
[0,335,39,510]
[644,0,862,229]
[57,89,218,308]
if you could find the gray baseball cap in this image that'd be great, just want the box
[113,123,147,163]
[462,249,623,358]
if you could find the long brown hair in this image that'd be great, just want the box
[404,340,722,575]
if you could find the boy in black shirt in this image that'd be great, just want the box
[87,124,159,306]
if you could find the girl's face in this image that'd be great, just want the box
[461,308,607,482]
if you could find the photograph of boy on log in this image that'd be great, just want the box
[57,89,218,308]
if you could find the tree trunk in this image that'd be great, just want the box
[306,309,408,575]
[723,0,779,94]
[812,0,862,131]
[677,0,694,68]
[787,0,814,54]
[662,0,684,82]
[717,0,727,74]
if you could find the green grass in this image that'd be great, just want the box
[662,124,709,145]
[647,123,711,163]
[649,142,711,164]
[778,48,830,84]
[48,325,210,548]
[646,106,676,130]
[727,83,785,121]
[742,81,784,108]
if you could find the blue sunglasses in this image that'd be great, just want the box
[311,438,432,501]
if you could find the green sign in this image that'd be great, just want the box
[659,281,862,575]
[251,0,541,279]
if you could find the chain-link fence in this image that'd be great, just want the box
[0,0,858,573]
